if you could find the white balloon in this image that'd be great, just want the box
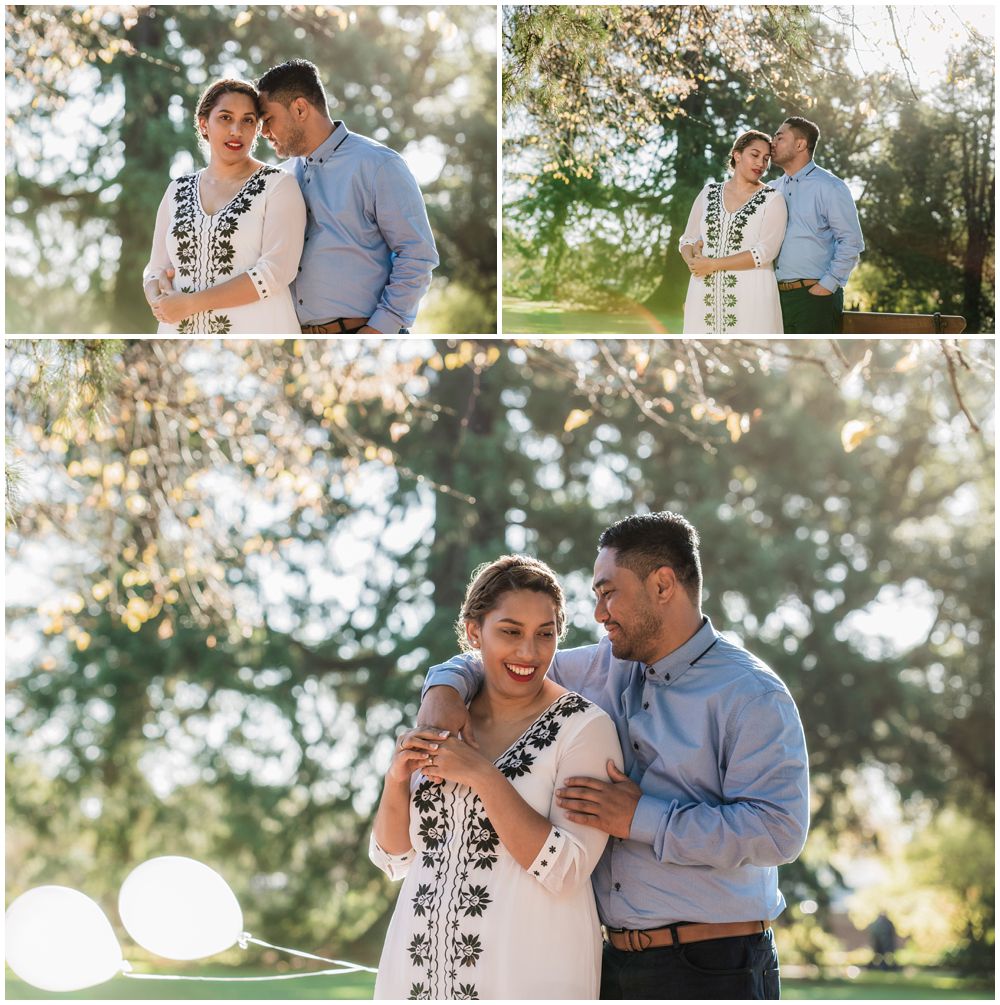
[5,886,124,992]
[118,856,243,960]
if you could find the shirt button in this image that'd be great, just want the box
[632,742,639,750]
[298,299,303,304]
[643,702,649,710]
[297,266,302,272]
[664,673,671,681]
[614,882,621,891]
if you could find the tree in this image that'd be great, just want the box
[501,5,995,328]
[849,43,995,331]
[6,338,994,965]
[5,5,497,334]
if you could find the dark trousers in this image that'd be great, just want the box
[600,930,780,1000]
[779,285,844,334]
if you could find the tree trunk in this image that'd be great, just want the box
[643,66,709,319]
[959,124,994,334]
[538,199,569,300]
[416,343,509,662]
[113,10,169,333]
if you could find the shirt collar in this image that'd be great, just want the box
[304,121,351,163]
[643,616,719,686]
[785,159,818,181]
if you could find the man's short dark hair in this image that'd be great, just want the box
[598,512,702,604]
[256,59,329,113]
[783,116,820,156]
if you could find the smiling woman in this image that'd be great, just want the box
[142,77,306,334]
[369,554,623,1000]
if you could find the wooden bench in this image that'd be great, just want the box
[842,311,966,334]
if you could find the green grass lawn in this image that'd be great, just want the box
[6,966,992,1000]
[5,965,377,1000]
[502,297,682,335]
[782,970,994,999]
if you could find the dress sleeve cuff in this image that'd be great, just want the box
[750,245,765,268]
[368,833,415,881]
[629,794,667,846]
[526,824,567,886]
[248,265,271,301]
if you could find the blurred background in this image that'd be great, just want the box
[5,5,497,335]
[4,338,995,999]
[501,4,996,334]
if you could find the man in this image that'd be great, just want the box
[418,512,809,1000]
[256,58,438,334]
[770,116,864,334]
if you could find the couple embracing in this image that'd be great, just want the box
[370,513,810,1000]
[143,59,438,335]
[680,116,865,335]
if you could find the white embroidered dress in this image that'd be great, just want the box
[370,692,622,1001]
[680,181,788,334]
[145,165,305,334]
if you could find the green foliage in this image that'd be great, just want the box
[5,338,995,969]
[848,807,995,973]
[5,6,496,334]
[502,6,995,329]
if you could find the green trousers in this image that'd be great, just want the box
[779,285,844,334]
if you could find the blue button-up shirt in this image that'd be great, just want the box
[771,160,864,292]
[290,122,439,333]
[425,616,809,928]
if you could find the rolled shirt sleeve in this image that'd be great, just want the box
[246,170,306,302]
[526,709,622,896]
[367,155,440,334]
[820,177,865,292]
[423,653,481,701]
[748,192,788,269]
[628,688,810,869]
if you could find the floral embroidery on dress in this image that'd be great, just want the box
[404,691,593,1000]
[169,166,281,334]
[701,183,775,333]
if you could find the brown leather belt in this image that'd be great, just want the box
[777,279,818,292]
[301,317,369,334]
[605,920,769,952]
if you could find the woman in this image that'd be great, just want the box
[679,130,788,334]
[142,78,305,333]
[370,555,622,1000]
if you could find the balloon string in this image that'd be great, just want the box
[241,933,379,973]
[122,966,364,982]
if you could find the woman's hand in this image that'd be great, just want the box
[388,727,450,785]
[424,734,494,790]
[144,268,176,307]
[151,291,195,325]
[688,255,718,278]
